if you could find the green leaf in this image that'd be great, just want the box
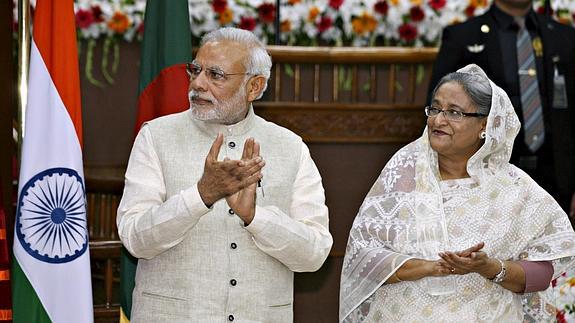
[362,81,371,92]
[85,39,104,87]
[112,40,120,74]
[284,64,294,78]
[343,67,352,91]
[416,64,425,85]
[102,37,115,84]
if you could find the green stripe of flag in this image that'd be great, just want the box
[12,260,51,323]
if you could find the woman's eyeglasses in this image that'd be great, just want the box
[186,62,251,84]
[425,106,487,122]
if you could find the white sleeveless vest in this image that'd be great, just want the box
[131,108,303,323]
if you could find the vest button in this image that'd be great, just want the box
[230,279,237,286]
[228,315,234,321]
[228,141,236,148]
[231,242,237,249]
[228,209,234,215]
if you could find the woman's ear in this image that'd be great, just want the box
[246,75,266,102]
[481,118,488,131]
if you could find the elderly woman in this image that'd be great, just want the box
[340,64,575,322]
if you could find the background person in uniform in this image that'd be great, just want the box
[117,27,333,322]
[428,0,575,217]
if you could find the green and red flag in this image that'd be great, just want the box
[120,0,191,321]
[12,0,93,322]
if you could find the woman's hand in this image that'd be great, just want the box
[438,249,499,277]
[438,242,527,293]
[386,258,453,284]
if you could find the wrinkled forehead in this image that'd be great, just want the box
[194,40,248,71]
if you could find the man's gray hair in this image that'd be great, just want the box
[431,71,492,115]
[201,27,272,99]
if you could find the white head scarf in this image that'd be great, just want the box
[340,64,575,322]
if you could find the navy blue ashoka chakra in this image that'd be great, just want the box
[16,167,89,264]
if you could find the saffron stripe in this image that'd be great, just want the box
[0,270,9,281]
[0,309,12,320]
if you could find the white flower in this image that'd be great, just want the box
[11,0,575,46]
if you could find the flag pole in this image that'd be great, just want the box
[17,0,31,162]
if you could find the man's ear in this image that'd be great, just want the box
[246,75,266,102]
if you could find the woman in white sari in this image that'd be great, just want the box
[340,64,575,322]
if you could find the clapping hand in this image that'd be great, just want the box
[226,137,262,225]
[438,242,493,276]
[198,134,265,209]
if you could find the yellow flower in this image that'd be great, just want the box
[469,0,488,8]
[281,20,292,33]
[410,0,423,5]
[389,0,400,5]
[308,6,320,22]
[288,0,301,4]
[219,8,233,25]
[450,18,462,25]
[107,11,130,34]
[352,12,377,36]
[558,17,572,25]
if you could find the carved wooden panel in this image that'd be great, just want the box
[255,103,426,143]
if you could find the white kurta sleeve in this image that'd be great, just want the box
[117,125,210,259]
[245,142,333,272]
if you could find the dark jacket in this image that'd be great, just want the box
[428,5,575,212]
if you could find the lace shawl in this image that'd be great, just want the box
[339,64,575,322]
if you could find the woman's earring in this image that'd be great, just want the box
[479,131,486,139]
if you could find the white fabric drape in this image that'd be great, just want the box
[340,64,575,322]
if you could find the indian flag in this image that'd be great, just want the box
[12,0,93,322]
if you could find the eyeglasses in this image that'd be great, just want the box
[186,62,251,83]
[424,106,487,122]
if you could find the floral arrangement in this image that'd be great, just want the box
[12,0,575,84]
[14,0,575,46]
[554,269,575,323]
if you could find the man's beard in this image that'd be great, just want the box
[189,86,249,125]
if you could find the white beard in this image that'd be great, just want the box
[189,86,248,125]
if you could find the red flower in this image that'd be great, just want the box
[258,3,276,24]
[465,5,476,17]
[239,16,257,31]
[557,310,567,323]
[374,1,389,16]
[317,16,333,33]
[212,0,227,14]
[137,22,145,36]
[410,6,425,22]
[398,23,417,42]
[75,9,94,29]
[428,0,446,11]
[329,0,344,10]
[91,5,104,23]
[552,278,557,287]
[536,6,553,15]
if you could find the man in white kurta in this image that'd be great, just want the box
[117,28,333,323]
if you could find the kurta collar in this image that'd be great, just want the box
[188,105,256,137]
